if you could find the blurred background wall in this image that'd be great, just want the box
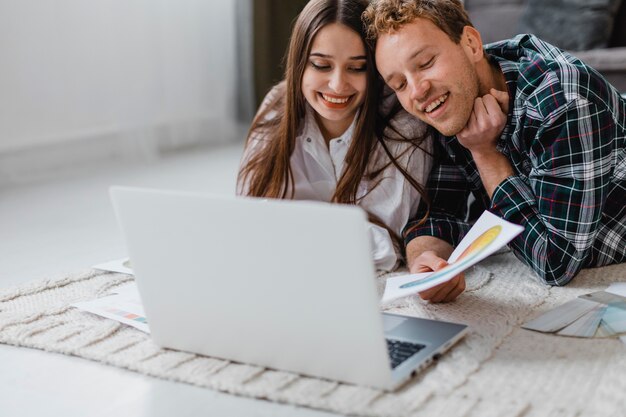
[0,0,308,187]
[252,0,308,107]
[0,0,240,184]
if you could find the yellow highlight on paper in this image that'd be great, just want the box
[456,225,502,262]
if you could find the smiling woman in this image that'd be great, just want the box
[236,0,434,272]
[301,23,368,141]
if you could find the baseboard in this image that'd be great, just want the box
[0,117,248,188]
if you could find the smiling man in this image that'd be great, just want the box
[364,0,626,302]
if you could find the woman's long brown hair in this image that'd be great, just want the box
[238,0,429,255]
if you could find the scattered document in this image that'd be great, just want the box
[71,282,149,333]
[606,282,626,297]
[382,211,524,303]
[522,298,599,333]
[522,285,626,340]
[93,258,134,275]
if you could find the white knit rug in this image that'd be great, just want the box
[1,252,625,417]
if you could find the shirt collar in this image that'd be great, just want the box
[491,55,519,149]
[302,104,359,146]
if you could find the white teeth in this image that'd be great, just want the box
[322,94,350,104]
[425,93,449,113]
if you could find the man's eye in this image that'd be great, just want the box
[393,81,406,92]
[419,58,434,69]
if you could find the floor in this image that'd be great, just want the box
[0,142,337,417]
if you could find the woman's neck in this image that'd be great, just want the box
[314,112,356,145]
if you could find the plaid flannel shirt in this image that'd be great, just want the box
[404,35,626,286]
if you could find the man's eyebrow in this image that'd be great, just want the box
[382,47,427,84]
[310,52,367,60]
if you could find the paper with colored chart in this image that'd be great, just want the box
[382,211,524,303]
[72,282,149,333]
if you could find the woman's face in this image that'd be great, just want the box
[301,23,368,137]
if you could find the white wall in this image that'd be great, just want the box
[0,0,242,165]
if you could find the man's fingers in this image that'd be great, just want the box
[442,275,466,302]
[412,252,467,303]
[415,251,448,272]
[489,88,510,114]
[418,286,439,300]
[418,273,465,302]
[429,274,463,303]
[472,97,487,121]
[481,94,501,116]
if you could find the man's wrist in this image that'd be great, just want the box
[471,149,514,198]
[406,236,454,267]
[471,148,506,165]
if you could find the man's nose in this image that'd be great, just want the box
[409,77,430,103]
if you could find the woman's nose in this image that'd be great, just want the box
[328,70,349,93]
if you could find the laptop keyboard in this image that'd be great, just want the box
[386,339,426,369]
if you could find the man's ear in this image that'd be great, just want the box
[460,26,484,63]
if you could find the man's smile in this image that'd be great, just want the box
[422,93,449,113]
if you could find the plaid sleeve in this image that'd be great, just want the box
[403,141,472,247]
[490,98,615,286]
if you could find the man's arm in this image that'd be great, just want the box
[404,89,509,302]
[478,95,615,284]
[457,89,513,198]
[489,98,616,284]
[458,89,617,284]
[403,142,473,303]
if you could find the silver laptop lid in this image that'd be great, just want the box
[111,186,393,388]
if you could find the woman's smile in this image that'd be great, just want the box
[319,92,354,109]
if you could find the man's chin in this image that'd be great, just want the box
[433,124,463,137]
[410,112,465,137]
[432,116,472,137]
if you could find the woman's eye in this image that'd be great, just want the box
[349,65,367,72]
[310,62,330,70]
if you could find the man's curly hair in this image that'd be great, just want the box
[363,0,473,43]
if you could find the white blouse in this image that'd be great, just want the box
[238,87,432,271]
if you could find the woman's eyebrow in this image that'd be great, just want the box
[310,52,366,60]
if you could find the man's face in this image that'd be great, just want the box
[376,18,480,136]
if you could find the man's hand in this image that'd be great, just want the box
[456,88,514,198]
[409,250,466,303]
[456,88,509,154]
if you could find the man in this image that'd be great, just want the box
[364,0,626,302]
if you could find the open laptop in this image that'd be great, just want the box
[110,186,468,391]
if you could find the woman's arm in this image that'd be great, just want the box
[236,83,284,195]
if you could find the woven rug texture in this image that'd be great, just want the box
[0,252,625,417]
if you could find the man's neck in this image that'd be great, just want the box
[476,56,507,95]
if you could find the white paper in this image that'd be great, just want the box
[72,282,149,333]
[382,211,523,303]
[93,258,134,275]
[523,298,599,333]
[606,282,626,297]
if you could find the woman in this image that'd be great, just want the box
[237,0,432,271]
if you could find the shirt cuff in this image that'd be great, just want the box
[403,218,470,248]
[368,223,399,272]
